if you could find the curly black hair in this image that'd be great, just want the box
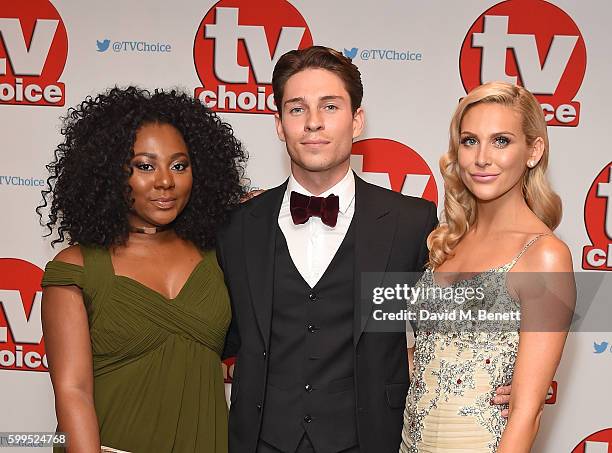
[38,86,247,249]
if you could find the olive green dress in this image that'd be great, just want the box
[42,246,230,453]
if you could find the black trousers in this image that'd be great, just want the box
[256,433,359,453]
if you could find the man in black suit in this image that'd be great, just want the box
[217,46,505,453]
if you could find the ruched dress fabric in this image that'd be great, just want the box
[41,246,230,453]
[400,235,546,453]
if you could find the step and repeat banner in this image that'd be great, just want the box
[1,0,611,451]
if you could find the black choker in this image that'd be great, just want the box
[130,225,170,235]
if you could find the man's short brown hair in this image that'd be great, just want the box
[272,46,363,116]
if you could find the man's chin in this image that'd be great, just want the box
[294,165,345,178]
[291,157,350,174]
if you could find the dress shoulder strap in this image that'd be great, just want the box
[75,246,116,327]
[41,246,114,324]
[41,260,84,289]
[80,246,113,276]
[80,246,115,295]
[40,245,105,290]
[507,233,550,270]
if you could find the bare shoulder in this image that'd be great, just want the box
[520,234,573,273]
[52,245,84,267]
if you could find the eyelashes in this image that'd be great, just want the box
[133,162,154,171]
[460,136,478,146]
[460,135,511,148]
[131,161,190,172]
[493,136,510,147]
[287,104,339,115]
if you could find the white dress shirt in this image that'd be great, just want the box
[278,169,355,288]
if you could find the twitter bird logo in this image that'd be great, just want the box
[343,47,358,59]
[96,39,111,52]
[593,341,609,354]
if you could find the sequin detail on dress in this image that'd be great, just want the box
[399,235,546,453]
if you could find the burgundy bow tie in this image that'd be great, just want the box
[290,191,340,227]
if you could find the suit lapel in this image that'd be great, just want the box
[353,175,397,345]
[243,180,287,348]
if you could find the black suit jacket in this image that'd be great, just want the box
[217,175,438,453]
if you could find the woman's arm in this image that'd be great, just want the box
[42,247,100,453]
[497,238,575,453]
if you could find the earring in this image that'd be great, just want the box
[527,160,535,168]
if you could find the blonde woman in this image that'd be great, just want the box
[400,82,575,452]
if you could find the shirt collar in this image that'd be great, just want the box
[286,168,355,214]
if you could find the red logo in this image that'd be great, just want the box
[351,138,438,205]
[571,428,612,453]
[0,0,67,106]
[222,356,235,383]
[0,258,47,372]
[460,0,586,127]
[582,162,612,271]
[193,0,313,114]
[545,380,557,404]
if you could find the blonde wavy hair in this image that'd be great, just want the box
[428,82,562,268]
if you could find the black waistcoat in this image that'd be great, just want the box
[259,222,357,453]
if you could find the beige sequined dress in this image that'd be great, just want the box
[400,236,544,452]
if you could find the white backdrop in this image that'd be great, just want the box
[1,0,611,451]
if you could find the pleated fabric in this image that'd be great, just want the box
[42,246,230,453]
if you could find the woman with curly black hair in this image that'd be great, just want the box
[38,86,246,453]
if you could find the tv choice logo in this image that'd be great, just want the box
[96,38,172,53]
[460,0,586,127]
[571,428,612,453]
[0,258,47,372]
[545,380,557,404]
[351,138,438,205]
[582,162,612,271]
[193,0,313,114]
[343,47,423,62]
[222,356,235,383]
[0,0,67,106]
[0,175,45,187]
